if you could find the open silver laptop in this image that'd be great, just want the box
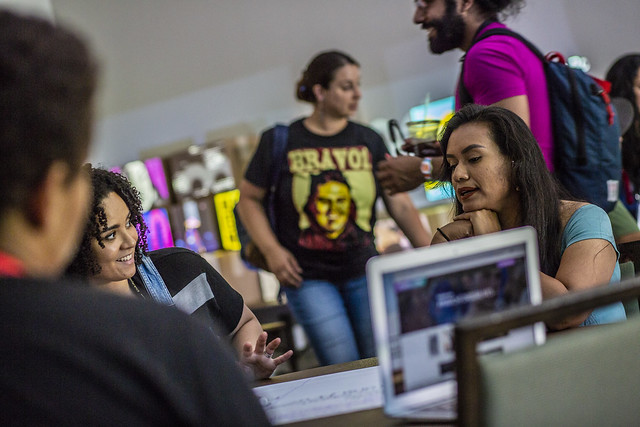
[366,226,546,422]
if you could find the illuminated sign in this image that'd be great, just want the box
[214,189,241,251]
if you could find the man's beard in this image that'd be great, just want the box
[426,9,466,54]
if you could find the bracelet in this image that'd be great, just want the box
[436,227,451,242]
[420,157,433,180]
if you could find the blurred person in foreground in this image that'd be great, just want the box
[0,9,269,425]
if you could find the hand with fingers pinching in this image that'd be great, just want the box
[239,331,294,380]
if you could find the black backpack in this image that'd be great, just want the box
[459,28,622,212]
[233,124,288,271]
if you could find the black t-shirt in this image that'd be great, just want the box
[245,119,388,281]
[0,277,270,426]
[131,247,244,335]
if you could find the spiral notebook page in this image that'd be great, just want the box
[253,366,382,425]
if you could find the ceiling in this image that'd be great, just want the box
[51,0,425,119]
[46,0,640,167]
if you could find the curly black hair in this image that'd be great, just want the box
[66,165,149,279]
[473,0,526,20]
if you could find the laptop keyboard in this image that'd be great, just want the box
[410,396,457,417]
[425,397,456,412]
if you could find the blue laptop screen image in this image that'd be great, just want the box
[382,243,533,395]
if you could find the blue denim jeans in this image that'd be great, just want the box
[282,275,375,366]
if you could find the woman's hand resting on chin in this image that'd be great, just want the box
[431,218,473,244]
[431,209,502,245]
[454,209,502,235]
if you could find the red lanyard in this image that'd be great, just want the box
[0,251,25,278]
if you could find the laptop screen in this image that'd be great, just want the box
[381,242,536,395]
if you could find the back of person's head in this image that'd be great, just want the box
[472,0,526,20]
[606,54,640,113]
[67,166,148,279]
[296,50,359,103]
[606,54,640,191]
[0,10,98,220]
[439,104,563,275]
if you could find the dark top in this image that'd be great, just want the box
[244,119,387,281]
[0,277,270,426]
[131,247,244,335]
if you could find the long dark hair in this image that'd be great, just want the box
[296,50,359,103]
[438,104,563,275]
[606,54,640,190]
[66,166,149,279]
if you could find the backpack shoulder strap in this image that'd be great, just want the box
[264,123,288,226]
[269,123,288,192]
[471,28,545,61]
[458,27,545,105]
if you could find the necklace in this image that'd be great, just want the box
[128,278,145,299]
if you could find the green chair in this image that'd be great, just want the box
[455,277,640,427]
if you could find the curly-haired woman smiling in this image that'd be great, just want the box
[68,166,292,379]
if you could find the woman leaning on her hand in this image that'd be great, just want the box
[432,104,626,329]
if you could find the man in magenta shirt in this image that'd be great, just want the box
[377,0,553,190]
[459,20,554,170]
[377,0,640,243]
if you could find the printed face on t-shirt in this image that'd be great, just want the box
[313,180,351,239]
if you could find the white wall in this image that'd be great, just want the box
[78,0,639,167]
[0,0,53,20]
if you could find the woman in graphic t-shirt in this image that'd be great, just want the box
[237,50,432,366]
